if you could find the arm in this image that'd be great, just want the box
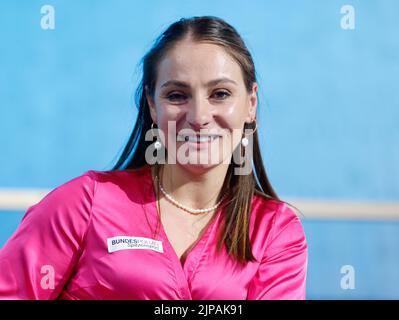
[247,203,308,300]
[0,171,95,299]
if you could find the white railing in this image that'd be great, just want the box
[0,188,398,220]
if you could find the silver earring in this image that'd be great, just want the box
[241,136,249,147]
[151,122,162,150]
[154,141,162,149]
[241,118,257,147]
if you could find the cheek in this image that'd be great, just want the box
[220,101,249,149]
[156,106,184,145]
[221,100,248,129]
[156,103,180,127]
[159,98,183,115]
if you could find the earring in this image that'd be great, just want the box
[241,136,249,147]
[151,122,162,150]
[241,118,257,147]
[154,141,162,150]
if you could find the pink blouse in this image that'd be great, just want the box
[0,165,308,300]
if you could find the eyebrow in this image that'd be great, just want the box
[160,77,238,89]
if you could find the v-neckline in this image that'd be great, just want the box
[143,164,221,280]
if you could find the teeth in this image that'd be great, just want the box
[189,136,210,142]
[178,135,219,142]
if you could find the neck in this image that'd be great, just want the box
[159,163,229,210]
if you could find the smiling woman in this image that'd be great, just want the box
[0,16,308,300]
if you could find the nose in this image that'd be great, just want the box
[186,95,213,130]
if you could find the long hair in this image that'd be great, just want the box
[112,16,281,264]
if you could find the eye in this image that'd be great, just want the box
[166,92,187,103]
[211,90,231,100]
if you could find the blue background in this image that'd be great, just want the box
[0,0,398,299]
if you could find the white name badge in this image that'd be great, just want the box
[107,236,164,253]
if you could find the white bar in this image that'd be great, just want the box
[288,198,399,220]
[0,189,398,220]
[0,188,50,211]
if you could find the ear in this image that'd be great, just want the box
[145,86,157,123]
[245,82,258,123]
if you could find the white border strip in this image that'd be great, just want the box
[0,189,398,220]
[0,188,50,211]
[288,198,399,220]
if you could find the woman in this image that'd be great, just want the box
[0,16,307,300]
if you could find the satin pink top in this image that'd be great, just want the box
[0,165,308,300]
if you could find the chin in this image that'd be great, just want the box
[176,161,222,175]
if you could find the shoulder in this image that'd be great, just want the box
[251,194,303,230]
[36,165,152,209]
[250,194,307,256]
[85,165,152,200]
[87,165,151,185]
[251,194,301,228]
[22,170,98,226]
[14,171,99,245]
[32,170,97,210]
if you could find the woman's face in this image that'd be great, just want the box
[147,38,257,172]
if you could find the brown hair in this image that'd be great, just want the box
[112,16,283,265]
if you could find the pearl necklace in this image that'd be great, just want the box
[154,174,226,214]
